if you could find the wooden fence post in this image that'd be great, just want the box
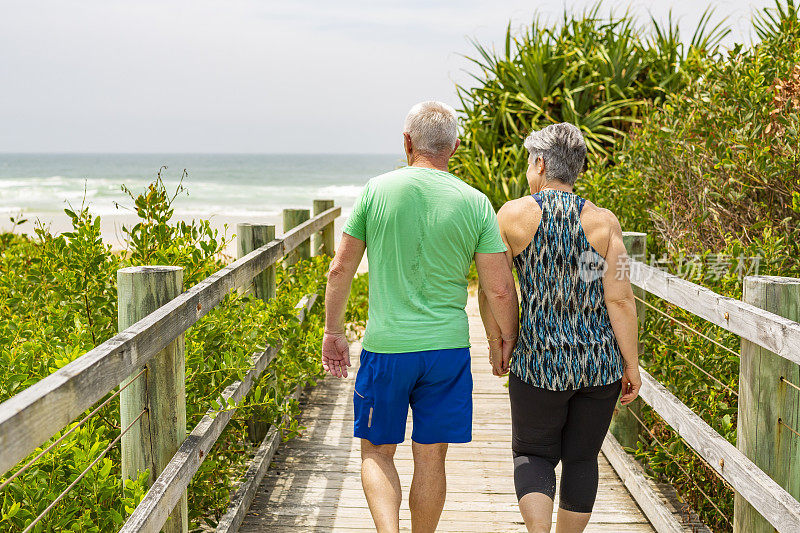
[312,199,335,256]
[237,223,276,443]
[237,223,276,300]
[283,208,310,266]
[734,276,800,533]
[609,232,647,449]
[118,266,188,533]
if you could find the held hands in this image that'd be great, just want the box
[322,330,351,378]
[620,364,642,405]
[488,335,515,376]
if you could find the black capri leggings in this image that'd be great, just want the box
[509,372,622,513]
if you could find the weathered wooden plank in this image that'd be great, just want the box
[735,276,800,533]
[118,266,188,533]
[119,343,282,533]
[122,292,318,532]
[241,292,656,533]
[638,367,800,532]
[295,294,318,322]
[283,208,311,266]
[312,199,336,257]
[0,207,339,477]
[629,260,800,365]
[601,433,688,533]
[282,207,339,254]
[215,386,304,533]
[237,223,277,301]
[610,233,646,448]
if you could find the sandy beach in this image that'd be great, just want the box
[3,210,369,272]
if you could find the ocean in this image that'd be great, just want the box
[0,153,403,247]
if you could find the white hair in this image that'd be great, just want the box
[523,122,587,185]
[403,101,459,156]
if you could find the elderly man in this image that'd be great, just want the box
[322,100,519,533]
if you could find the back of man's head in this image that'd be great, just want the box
[403,101,458,157]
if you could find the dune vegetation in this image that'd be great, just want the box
[0,177,368,531]
[454,1,799,530]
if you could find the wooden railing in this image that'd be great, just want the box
[0,201,340,533]
[610,232,800,533]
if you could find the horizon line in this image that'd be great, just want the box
[0,151,402,156]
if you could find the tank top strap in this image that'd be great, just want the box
[531,192,543,209]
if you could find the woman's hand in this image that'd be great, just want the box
[620,364,641,405]
[488,337,505,376]
[489,336,514,376]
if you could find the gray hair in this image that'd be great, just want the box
[403,101,459,156]
[523,123,587,185]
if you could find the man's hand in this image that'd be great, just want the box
[620,364,641,405]
[489,336,515,376]
[322,331,351,378]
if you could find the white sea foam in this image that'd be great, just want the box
[0,154,394,239]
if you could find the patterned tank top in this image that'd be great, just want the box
[510,189,623,390]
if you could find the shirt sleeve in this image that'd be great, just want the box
[342,182,370,242]
[475,195,507,254]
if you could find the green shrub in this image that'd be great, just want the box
[452,3,728,209]
[453,1,798,530]
[0,174,356,531]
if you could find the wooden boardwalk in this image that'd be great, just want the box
[240,295,654,532]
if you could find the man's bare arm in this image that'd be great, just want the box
[475,251,518,375]
[322,233,366,378]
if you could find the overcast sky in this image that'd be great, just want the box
[0,0,774,154]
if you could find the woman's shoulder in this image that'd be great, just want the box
[497,196,542,230]
[580,198,619,225]
[580,199,621,257]
[498,196,541,256]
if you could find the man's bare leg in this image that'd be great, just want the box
[519,492,554,533]
[409,441,448,532]
[361,439,401,533]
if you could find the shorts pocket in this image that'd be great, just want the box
[354,389,375,432]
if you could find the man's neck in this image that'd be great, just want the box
[408,154,449,172]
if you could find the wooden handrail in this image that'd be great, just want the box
[0,207,340,477]
[120,295,318,533]
[638,367,800,532]
[624,254,800,532]
[629,260,800,366]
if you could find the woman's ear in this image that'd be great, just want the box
[536,156,546,176]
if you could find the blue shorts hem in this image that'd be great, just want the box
[411,435,472,445]
[354,430,404,446]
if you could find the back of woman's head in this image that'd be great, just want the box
[524,123,587,185]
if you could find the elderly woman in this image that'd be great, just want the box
[478,123,641,533]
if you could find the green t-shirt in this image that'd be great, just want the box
[343,166,507,353]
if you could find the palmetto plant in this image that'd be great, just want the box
[452,3,729,208]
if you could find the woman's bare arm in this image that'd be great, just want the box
[601,212,641,404]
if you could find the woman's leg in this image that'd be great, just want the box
[555,380,622,533]
[509,373,572,533]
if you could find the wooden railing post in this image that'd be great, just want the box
[237,223,276,301]
[237,223,276,443]
[117,266,188,533]
[735,275,800,533]
[609,232,647,449]
[312,199,335,256]
[283,208,310,265]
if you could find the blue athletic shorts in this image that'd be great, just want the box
[353,347,473,445]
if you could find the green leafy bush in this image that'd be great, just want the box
[453,1,798,530]
[0,174,358,531]
[587,2,798,530]
[452,4,728,208]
